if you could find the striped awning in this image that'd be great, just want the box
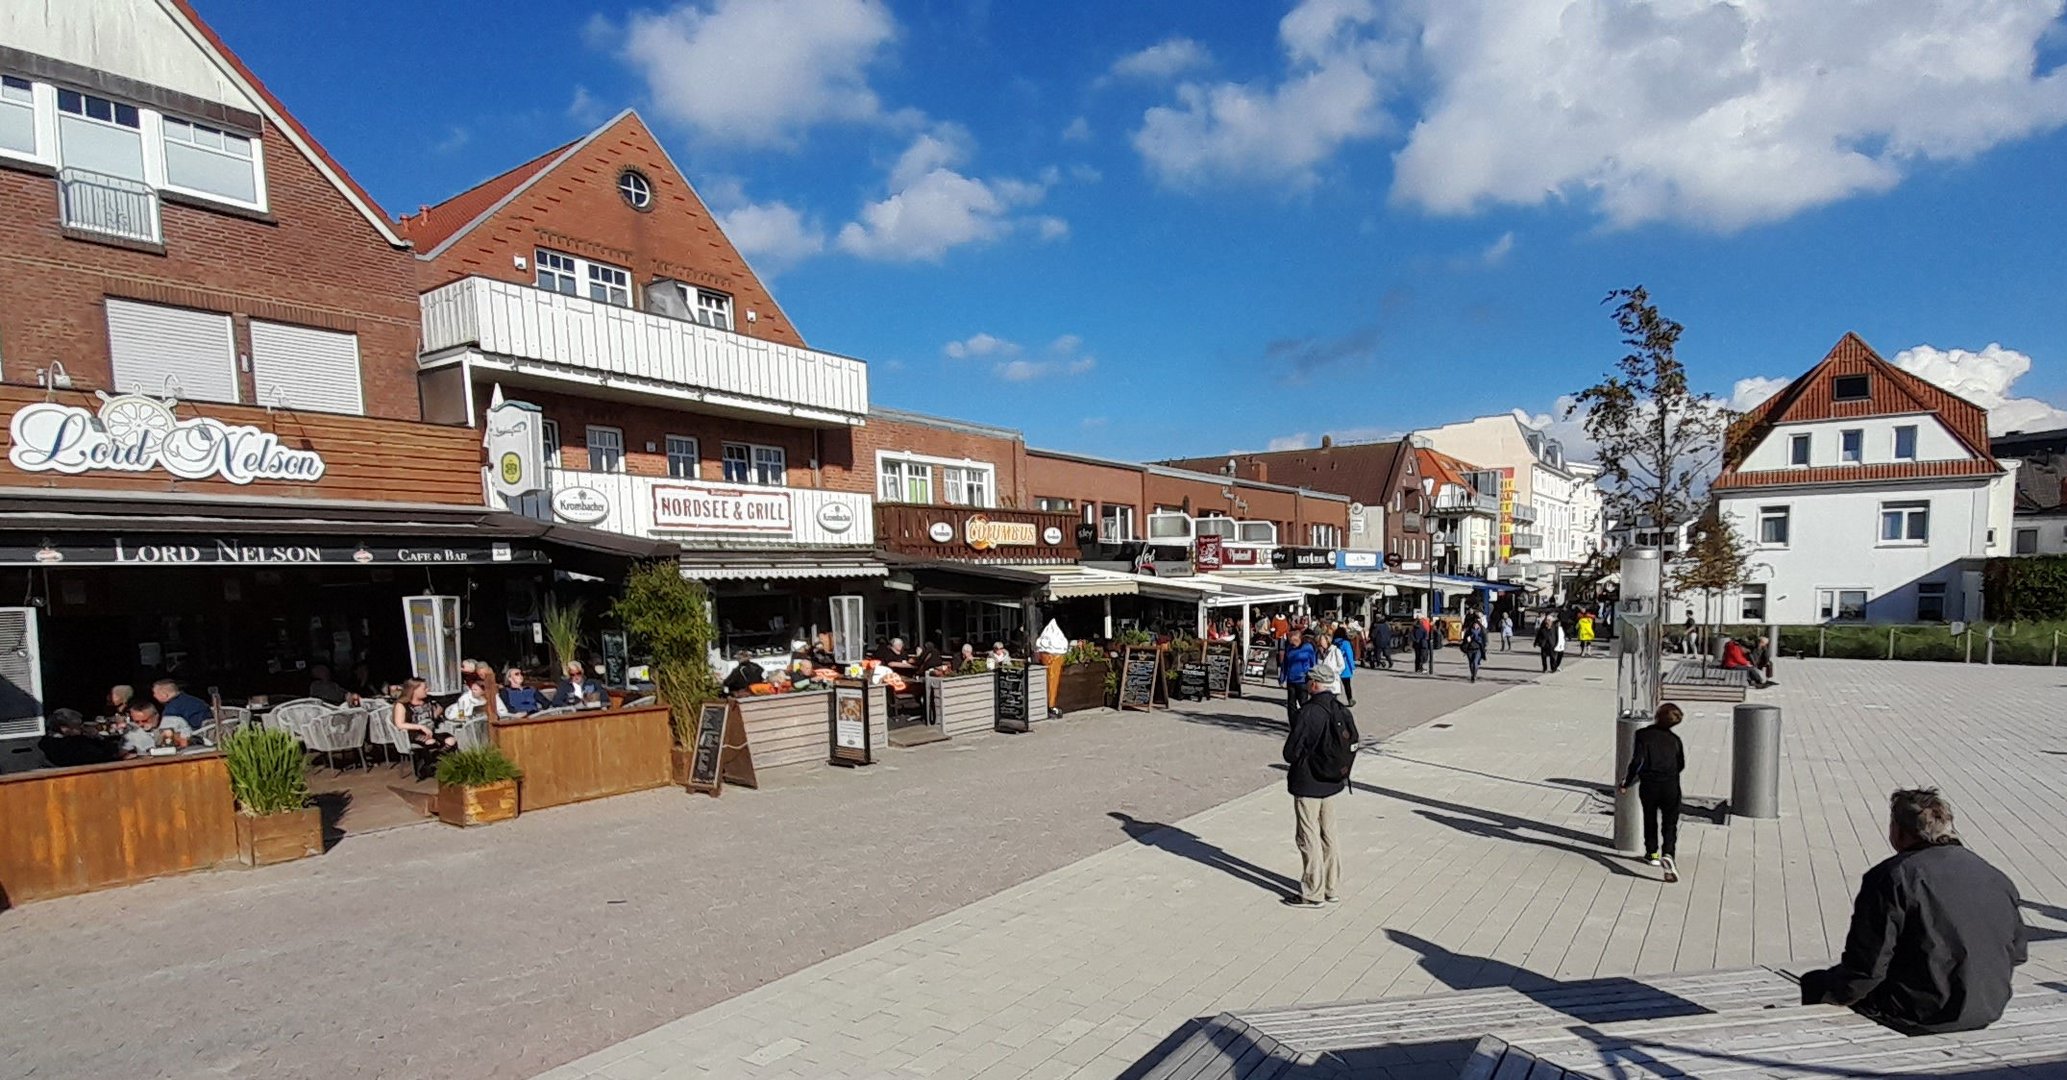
[677,552,888,581]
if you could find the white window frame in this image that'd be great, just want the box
[941,464,991,507]
[1788,433,1810,467]
[875,451,992,507]
[1878,500,1928,545]
[587,261,631,307]
[1757,505,1790,548]
[1893,424,1918,461]
[1840,428,1864,465]
[722,442,752,484]
[665,435,698,480]
[751,445,786,486]
[879,457,932,504]
[2014,526,2039,555]
[1818,588,1869,622]
[541,419,561,467]
[1309,524,1340,547]
[1739,584,1767,622]
[694,288,732,331]
[535,249,578,294]
[0,73,49,164]
[533,247,631,306]
[159,114,266,211]
[1915,581,1948,622]
[617,170,652,209]
[1099,503,1135,543]
[585,425,625,474]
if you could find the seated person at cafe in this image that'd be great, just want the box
[307,664,351,706]
[957,642,978,670]
[152,679,212,730]
[1720,637,1774,687]
[348,661,384,699]
[556,659,605,708]
[871,637,910,666]
[123,696,191,755]
[447,668,499,725]
[987,642,1013,669]
[40,709,119,767]
[103,684,133,723]
[500,667,542,715]
[810,633,838,669]
[722,651,766,697]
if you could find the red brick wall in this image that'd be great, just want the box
[0,122,421,421]
[847,413,1029,508]
[410,113,808,350]
[491,386,861,485]
[1026,452,1142,517]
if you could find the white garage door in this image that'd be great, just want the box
[105,298,237,403]
[250,320,364,415]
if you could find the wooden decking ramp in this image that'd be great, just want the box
[1662,660,1750,704]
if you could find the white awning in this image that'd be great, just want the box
[678,553,888,581]
[1015,565,1144,599]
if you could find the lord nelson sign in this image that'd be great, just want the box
[9,393,325,485]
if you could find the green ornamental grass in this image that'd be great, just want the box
[435,746,523,787]
[220,727,309,816]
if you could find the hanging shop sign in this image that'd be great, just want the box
[1338,550,1381,569]
[9,393,325,484]
[927,521,955,543]
[551,486,611,524]
[651,481,794,535]
[1271,547,1334,570]
[1195,535,1224,571]
[1220,545,1264,567]
[964,514,1038,550]
[0,537,543,567]
[816,501,856,534]
[483,395,546,499]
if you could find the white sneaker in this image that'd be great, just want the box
[1661,856,1679,883]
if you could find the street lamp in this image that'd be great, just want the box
[1419,476,1438,620]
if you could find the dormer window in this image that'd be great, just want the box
[1832,373,1870,401]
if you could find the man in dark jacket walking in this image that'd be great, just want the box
[1369,620,1393,670]
[1282,664,1358,908]
[1800,788,2027,1034]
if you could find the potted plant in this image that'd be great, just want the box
[542,595,586,678]
[434,746,523,826]
[612,561,722,786]
[1055,639,1112,714]
[221,727,321,866]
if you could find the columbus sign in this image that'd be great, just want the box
[9,393,325,484]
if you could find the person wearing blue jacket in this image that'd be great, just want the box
[1331,626,1357,706]
[1280,628,1318,720]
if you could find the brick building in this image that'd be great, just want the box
[0,0,663,739]
[1156,437,1416,561]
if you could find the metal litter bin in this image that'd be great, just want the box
[1731,703,1782,820]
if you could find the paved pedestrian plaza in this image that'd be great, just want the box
[542,657,2067,1080]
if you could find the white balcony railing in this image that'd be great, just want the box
[59,168,160,244]
[1511,502,1539,524]
[421,276,869,426]
[1434,490,1501,514]
[539,468,873,547]
[1511,530,1544,550]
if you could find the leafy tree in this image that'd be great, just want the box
[1670,515,1760,664]
[613,562,722,747]
[1568,287,1732,539]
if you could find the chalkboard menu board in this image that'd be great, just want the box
[688,701,729,793]
[994,664,1031,733]
[1178,663,1208,702]
[1244,644,1270,680]
[1203,640,1237,698]
[1118,647,1160,712]
[601,630,628,687]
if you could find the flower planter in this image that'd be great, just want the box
[1053,662,1110,714]
[437,779,519,826]
[235,806,322,867]
[925,671,998,738]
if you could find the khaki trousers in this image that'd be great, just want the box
[1293,794,1341,901]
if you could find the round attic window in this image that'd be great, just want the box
[618,169,653,210]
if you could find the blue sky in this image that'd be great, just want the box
[204,0,2067,460]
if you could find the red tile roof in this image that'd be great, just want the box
[1714,459,1999,491]
[394,140,577,252]
[170,0,403,247]
[1416,447,1479,493]
[1721,332,2000,486]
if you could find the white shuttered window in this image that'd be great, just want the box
[250,321,364,414]
[105,298,236,403]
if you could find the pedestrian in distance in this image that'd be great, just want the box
[1533,614,1558,673]
[1498,611,1514,652]
[1282,662,1359,909]
[1409,617,1431,674]
[1371,619,1394,669]
[1799,788,2027,1034]
[1460,613,1488,683]
[1619,702,1686,882]
[1280,628,1318,722]
[1331,625,1357,706]
[1577,610,1596,658]
[1681,613,1699,656]
[1549,617,1567,672]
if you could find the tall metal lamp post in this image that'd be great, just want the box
[1612,545,1664,854]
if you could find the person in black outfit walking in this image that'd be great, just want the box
[1369,620,1393,670]
[1619,702,1686,882]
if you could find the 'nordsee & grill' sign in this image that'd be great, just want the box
[8,393,326,485]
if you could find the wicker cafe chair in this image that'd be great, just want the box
[453,717,490,752]
[266,698,330,747]
[302,707,371,773]
[364,704,415,774]
[193,705,250,747]
[622,695,657,708]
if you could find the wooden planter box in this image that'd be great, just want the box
[235,806,322,867]
[734,690,837,770]
[1053,662,1110,714]
[490,703,672,811]
[0,753,238,905]
[927,671,997,738]
[436,779,519,826]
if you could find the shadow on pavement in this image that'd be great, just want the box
[2023,899,2067,944]
[1166,708,1288,739]
[1109,811,1298,897]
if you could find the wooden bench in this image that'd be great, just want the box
[1458,988,2067,1078]
[1662,660,1750,703]
[1138,968,1800,1080]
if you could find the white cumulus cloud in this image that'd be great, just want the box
[618,0,905,146]
[714,200,826,270]
[950,333,1097,381]
[943,332,1018,360]
[1109,37,1213,82]
[1729,375,1791,413]
[1893,343,2067,436]
[836,127,1061,261]
[1132,0,1399,188]
[1390,0,2067,230]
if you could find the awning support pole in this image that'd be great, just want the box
[1103,596,1113,639]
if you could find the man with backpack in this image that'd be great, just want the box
[1283,661,1359,908]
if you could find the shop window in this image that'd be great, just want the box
[879,457,931,504]
[1758,505,1790,547]
[1879,500,1928,544]
[1789,433,1810,466]
[1100,504,1134,543]
[585,425,625,473]
[1082,503,1097,526]
[1840,429,1863,464]
[665,435,698,480]
[1893,425,1918,461]
[1916,582,1947,622]
[2015,527,2039,555]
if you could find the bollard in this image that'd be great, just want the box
[1730,703,1782,820]
[1613,712,1647,854]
